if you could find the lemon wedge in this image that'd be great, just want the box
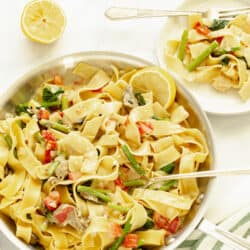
[21,0,66,44]
[130,67,176,109]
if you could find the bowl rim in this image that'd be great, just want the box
[0,50,217,250]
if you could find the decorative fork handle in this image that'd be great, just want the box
[105,7,203,20]
[145,168,250,187]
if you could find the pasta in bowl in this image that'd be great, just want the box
[0,52,214,250]
[165,14,250,101]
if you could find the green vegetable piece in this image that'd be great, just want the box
[178,29,188,61]
[209,19,229,31]
[39,119,70,133]
[48,161,60,176]
[15,103,29,115]
[61,95,69,110]
[142,218,154,230]
[107,203,130,213]
[159,180,178,191]
[4,134,12,149]
[42,87,64,102]
[187,41,219,71]
[34,131,44,143]
[160,162,175,174]
[152,115,160,120]
[231,46,241,52]
[121,145,145,176]
[77,185,111,202]
[124,179,146,187]
[221,56,230,65]
[41,100,61,108]
[109,218,132,250]
[134,93,146,106]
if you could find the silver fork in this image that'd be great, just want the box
[105,6,250,20]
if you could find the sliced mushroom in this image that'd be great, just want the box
[53,204,89,231]
[55,160,69,180]
[123,86,138,108]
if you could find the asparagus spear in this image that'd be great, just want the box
[121,145,145,176]
[124,179,146,187]
[39,119,70,133]
[47,161,60,176]
[34,131,44,143]
[160,162,175,174]
[109,219,132,250]
[178,29,188,61]
[187,41,219,71]
[77,186,111,202]
[159,180,177,191]
[107,203,130,213]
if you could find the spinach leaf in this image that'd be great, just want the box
[209,19,229,31]
[42,87,64,102]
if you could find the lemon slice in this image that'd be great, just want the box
[130,67,176,109]
[21,0,66,44]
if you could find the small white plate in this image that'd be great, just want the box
[157,0,250,115]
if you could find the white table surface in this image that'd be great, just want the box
[1,0,250,249]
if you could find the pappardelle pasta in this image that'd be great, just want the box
[165,14,250,101]
[0,63,208,250]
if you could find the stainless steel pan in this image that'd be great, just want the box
[0,51,245,250]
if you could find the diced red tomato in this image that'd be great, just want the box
[42,130,57,152]
[38,109,50,120]
[58,111,64,118]
[54,206,74,223]
[47,140,57,151]
[44,149,52,164]
[215,36,224,44]
[168,217,180,234]
[114,177,128,191]
[112,224,123,238]
[44,191,60,211]
[68,171,82,180]
[42,130,56,142]
[194,22,210,36]
[136,121,153,136]
[122,234,139,248]
[53,75,64,85]
[153,212,180,234]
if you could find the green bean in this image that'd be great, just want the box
[77,186,111,202]
[121,144,145,176]
[159,180,177,191]
[34,131,44,143]
[39,119,70,133]
[47,161,60,176]
[124,179,146,187]
[109,218,132,250]
[160,162,175,174]
[178,29,188,61]
[187,41,219,71]
[107,203,130,213]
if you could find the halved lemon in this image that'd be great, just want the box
[21,0,66,44]
[130,66,176,109]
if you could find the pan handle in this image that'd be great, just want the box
[197,218,250,250]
